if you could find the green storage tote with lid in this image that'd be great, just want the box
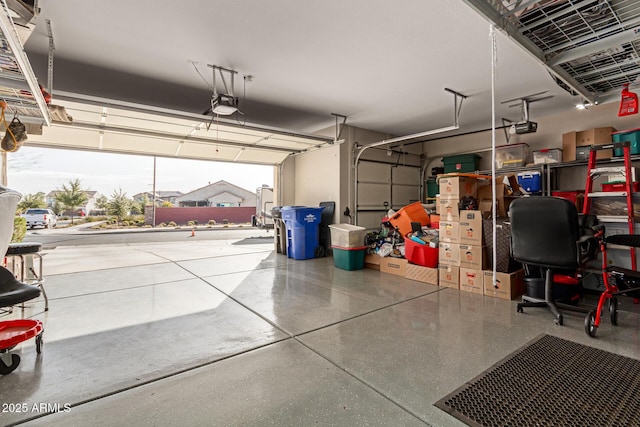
[612,128,640,156]
[442,154,480,173]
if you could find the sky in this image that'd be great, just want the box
[5,146,274,198]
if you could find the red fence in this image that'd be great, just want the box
[147,206,256,226]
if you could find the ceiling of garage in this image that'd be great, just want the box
[2,0,639,163]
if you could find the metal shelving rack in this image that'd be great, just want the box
[0,0,49,126]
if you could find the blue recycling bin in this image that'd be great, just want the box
[281,206,324,260]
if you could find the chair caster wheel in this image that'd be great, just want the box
[36,333,43,354]
[555,314,563,326]
[0,353,20,375]
[585,310,597,337]
[516,305,524,313]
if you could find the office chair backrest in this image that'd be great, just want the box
[510,196,579,270]
[0,185,21,258]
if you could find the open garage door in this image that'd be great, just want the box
[23,92,334,166]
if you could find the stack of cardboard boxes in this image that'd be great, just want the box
[436,175,525,300]
[366,174,525,300]
[437,176,486,295]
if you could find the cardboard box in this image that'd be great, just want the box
[459,210,483,245]
[483,269,525,300]
[459,244,486,270]
[380,257,408,276]
[435,195,440,214]
[438,265,460,289]
[439,220,460,243]
[438,197,460,221]
[364,254,381,270]
[459,267,484,294]
[477,179,515,217]
[439,242,460,266]
[439,176,478,199]
[562,127,615,162]
[405,263,438,285]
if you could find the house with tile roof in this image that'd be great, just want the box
[175,180,257,207]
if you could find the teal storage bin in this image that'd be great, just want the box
[612,128,640,156]
[442,154,480,173]
[427,177,438,197]
[332,246,367,270]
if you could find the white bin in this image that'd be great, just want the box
[328,223,367,248]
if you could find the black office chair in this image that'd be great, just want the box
[511,197,591,325]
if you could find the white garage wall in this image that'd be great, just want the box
[424,102,640,168]
[293,144,341,209]
[423,101,640,191]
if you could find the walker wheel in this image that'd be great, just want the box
[585,310,597,337]
[35,333,43,354]
[0,354,20,375]
[609,297,618,326]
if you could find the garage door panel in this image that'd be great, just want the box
[357,211,386,231]
[391,184,420,208]
[358,162,391,183]
[357,183,390,209]
[392,165,420,185]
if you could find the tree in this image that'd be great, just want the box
[52,200,64,216]
[108,188,132,223]
[55,179,88,224]
[17,192,46,212]
[95,195,109,211]
[131,194,149,215]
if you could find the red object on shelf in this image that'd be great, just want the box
[552,191,584,211]
[601,182,640,192]
[618,83,638,117]
[0,320,43,350]
[404,234,438,267]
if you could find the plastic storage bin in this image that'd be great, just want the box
[551,191,584,211]
[601,182,640,192]
[495,143,529,169]
[517,171,542,193]
[612,128,640,156]
[404,236,438,267]
[328,223,367,248]
[332,245,367,270]
[533,149,562,164]
[442,154,480,173]
[524,277,579,302]
[388,202,430,237]
[281,206,324,260]
[427,177,438,197]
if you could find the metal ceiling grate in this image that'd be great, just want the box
[464,0,640,103]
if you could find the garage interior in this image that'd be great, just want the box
[2,0,640,425]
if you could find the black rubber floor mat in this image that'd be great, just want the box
[435,334,640,427]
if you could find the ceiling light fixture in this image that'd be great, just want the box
[575,100,591,110]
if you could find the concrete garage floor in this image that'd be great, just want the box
[2,236,640,426]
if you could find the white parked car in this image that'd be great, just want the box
[20,208,58,229]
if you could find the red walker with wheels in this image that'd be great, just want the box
[584,227,640,337]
